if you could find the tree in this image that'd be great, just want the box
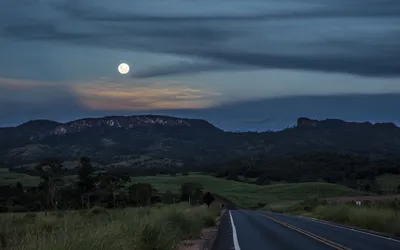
[77,157,95,209]
[96,172,130,208]
[256,173,271,186]
[77,157,95,191]
[180,182,203,205]
[202,192,215,207]
[35,158,65,211]
[162,190,174,204]
[128,183,155,206]
[16,181,23,191]
[227,172,239,181]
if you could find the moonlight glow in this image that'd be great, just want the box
[118,63,130,75]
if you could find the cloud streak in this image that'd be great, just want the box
[1,0,399,78]
[74,81,220,110]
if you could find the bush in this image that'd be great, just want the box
[134,223,176,250]
[202,214,216,227]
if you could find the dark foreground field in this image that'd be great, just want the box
[0,204,220,250]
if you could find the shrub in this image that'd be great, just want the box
[202,214,216,227]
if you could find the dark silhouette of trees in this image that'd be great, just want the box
[128,183,155,206]
[16,182,23,191]
[180,182,204,205]
[76,157,96,209]
[162,190,174,204]
[96,171,130,208]
[226,172,239,181]
[35,158,65,211]
[202,192,215,207]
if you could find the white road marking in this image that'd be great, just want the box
[229,210,241,250]
[300,216,400,244]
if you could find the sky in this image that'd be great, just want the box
[0,0,399,131]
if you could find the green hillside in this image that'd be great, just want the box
[132,175,365,208]
[0,168,364,209]
[0,168,40,187]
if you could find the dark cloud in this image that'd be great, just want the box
[131,62,238,78]
[0,81,89,126]
[1,0,400,77]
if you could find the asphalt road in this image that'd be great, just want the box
[212,210,400,250]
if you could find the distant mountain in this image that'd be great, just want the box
[1,115,400,169]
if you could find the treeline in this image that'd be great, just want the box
[0,157,210,213]
[209,152,400,193]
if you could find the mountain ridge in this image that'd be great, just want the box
[1,115,400,168]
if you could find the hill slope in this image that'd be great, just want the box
[132,175,365,208]
[1,116,400,168]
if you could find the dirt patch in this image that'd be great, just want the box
[177,227,219,250]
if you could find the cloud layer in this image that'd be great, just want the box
[1,0,399,78]
[0,77,219,126]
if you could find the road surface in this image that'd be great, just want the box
[212,210,400,250]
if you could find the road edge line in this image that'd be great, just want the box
[298,216,400,244]
[229,210,241,250]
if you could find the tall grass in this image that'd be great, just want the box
[0,204,220,250]
[312,205,400,236]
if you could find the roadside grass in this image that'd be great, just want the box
[132,175,364,208]
[266,197,400,236]
[312,205,400,236]
[0,203,220,250]
[377,174,400,193]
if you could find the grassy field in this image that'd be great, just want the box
[0,168,40,187]
[132,175,365,208]
[0,168,78,187]
[377,174,400,193]
[0,203,220,250]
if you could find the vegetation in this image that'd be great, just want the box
[0,158,216,213]
[0,169,40,187]
[0,203,221,250]
[131,175,364,209]
[376,174,400,194]
[312,203,400,236]
[213,152,400,192]
[263,198,400,236]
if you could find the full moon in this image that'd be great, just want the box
[118,63,130,75]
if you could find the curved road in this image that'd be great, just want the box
[211,210,400,250]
